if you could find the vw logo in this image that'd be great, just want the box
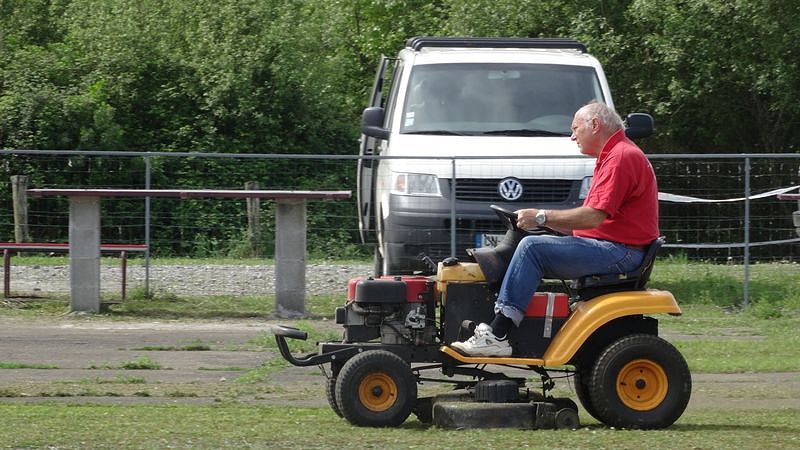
[498,177,523,201]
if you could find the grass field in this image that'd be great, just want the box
[1,258,798,448]
[0,404,797,449]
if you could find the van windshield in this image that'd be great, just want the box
[400,63,604,136]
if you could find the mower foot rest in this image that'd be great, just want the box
[441,346,545,366]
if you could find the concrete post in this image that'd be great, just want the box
[69,196,101,312]
[275,199,306,317]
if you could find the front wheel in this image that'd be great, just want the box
[588,334,691,429]
[335,350,417,427]
[326,376,343,418]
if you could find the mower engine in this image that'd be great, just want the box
[336,276,437,346]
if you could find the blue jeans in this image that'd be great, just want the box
[495,235,645,325]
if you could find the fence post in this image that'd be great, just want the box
[743,157,751,307]
[450,158,457,257]
[144,156,151,299]
[245,181,262,257]
[3,249,9,298]
[11,175,29,243]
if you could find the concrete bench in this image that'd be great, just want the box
[1,243,147,300]
[27,188,351,314]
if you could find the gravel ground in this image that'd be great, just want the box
[3,262,375,298]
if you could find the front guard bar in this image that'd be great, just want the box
[273,325,360,367]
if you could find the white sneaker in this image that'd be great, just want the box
[450,323,512,357]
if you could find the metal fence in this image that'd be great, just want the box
[2,149,799,305]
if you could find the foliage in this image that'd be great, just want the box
[2,0,800,255]
[2,0,797,151]
[625,0,800,152]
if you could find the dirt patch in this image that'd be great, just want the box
[0,317,797,412]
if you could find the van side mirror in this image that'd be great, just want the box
[625,113,654,139]
[362,107,390,140]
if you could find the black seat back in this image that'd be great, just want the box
[571,237,665,299]
[632,236,665,289]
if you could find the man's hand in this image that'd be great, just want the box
[515,208,541,230]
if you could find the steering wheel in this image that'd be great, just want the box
[490,204,520,231]
[489,204,566,236]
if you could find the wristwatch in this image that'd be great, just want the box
[535,209,548,226]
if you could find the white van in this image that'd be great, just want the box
[359,37,652,275]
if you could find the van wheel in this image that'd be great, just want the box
[588,334,691,429]
[373,245,384,277]
[379,242,401,276]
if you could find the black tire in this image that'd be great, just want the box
[554,408,580,429]
[412,397,433,424]
[588,334,691,429]
[573,368,600,421]
[326,376,343,418]
[335,350,417,427]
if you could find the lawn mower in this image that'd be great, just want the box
[274,205,691,429]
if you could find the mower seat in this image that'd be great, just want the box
[571,237,665,300]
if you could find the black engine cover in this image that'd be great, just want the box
[355,279,407,304]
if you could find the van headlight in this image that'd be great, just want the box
[391,172,442,196]
[579,176,592,199]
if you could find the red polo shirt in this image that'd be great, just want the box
[573,129,659,245]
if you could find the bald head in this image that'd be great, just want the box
[576,102,624,131]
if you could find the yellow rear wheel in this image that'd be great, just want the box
[588,334,691,429]
[616,358,668,411]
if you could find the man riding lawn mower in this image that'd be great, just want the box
[274,103,691,430]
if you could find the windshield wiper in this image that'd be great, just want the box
[480,129,570,137]
[404,130,470,136]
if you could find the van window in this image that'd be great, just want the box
[383,60,404,131]
[400,63,603,136]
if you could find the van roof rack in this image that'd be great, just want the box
[405,37,587,53]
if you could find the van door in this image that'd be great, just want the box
[358,56,397,243]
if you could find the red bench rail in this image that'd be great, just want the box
[2,243,147,301]
[0,243,147,252]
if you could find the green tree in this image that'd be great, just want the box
[626,0,800,152]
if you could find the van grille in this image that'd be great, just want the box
[451,179,576,202]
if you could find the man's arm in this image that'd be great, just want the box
[515,206,607,232]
